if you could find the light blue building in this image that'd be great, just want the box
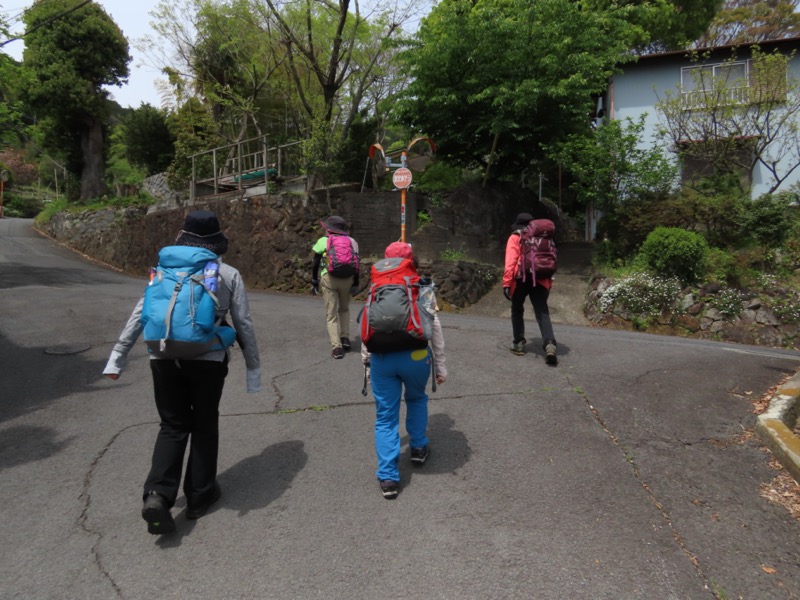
[605,36,800,201]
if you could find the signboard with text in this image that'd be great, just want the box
[392,167,413,189]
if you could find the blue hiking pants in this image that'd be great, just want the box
[370,348,432,482]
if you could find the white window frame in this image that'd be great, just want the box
[681,60,750,109]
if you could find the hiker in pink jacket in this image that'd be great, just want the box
[502,212,558,364]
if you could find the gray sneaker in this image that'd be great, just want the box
[510,340,525,356]
[545,343,558,365]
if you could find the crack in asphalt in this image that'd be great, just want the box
[79,426,136,599]
[563,372,720,599]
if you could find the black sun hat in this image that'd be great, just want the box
[512,212,534,230]
[175,210,229,255]
[320,215,349,235]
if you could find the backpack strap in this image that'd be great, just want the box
[429,346,437,393]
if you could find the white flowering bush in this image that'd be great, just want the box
[709,288,744,317]
[599,273,682,316]
[773,294,800,323]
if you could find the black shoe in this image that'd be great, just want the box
[340,337,351,351]
[332,346,345,359]
[142,491,176,535]
[186,483,222,520]
[545,343,558,366]
[379,480,399,499]
[410,446,430,465]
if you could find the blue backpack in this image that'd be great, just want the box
[141,246,236,359]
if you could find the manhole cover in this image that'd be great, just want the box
[44,343,91,355]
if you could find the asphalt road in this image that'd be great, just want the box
[1,217,799,600]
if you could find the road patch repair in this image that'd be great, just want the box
[756,370,800,483]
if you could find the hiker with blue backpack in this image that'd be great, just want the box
[360,242,447,499]
[311,215,360,359]
[503,212,559,365]
[103,210,262,535]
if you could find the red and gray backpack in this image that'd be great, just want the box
[360,257,434,352]
[518,219,558,284]
[326,234,360,278]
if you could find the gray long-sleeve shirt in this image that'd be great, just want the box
[103,262,262,392]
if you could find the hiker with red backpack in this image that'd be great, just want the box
[360,242,447,499]
[311,216,360,359]
[503,212,558,365]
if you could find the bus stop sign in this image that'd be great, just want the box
[392,167,413,189]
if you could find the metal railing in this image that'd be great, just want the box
[681,86,750,110]
[190,136,303,199]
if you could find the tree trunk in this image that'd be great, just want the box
[80,118,107,201]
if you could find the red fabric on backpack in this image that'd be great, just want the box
[360,257,431,352]
[518,219,557,284]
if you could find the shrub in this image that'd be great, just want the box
[773,293,800,323]
[705,247,745,286]
[416,161,464,192]
[743,191,797,252]
[598,272,682,316]
[4,193,45,218]
[638,227,709,284]
[709,288,744,317]
[440,244,468,261]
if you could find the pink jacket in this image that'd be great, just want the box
[503,232,553,296]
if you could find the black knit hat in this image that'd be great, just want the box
[175,210,229,255]
[512,212,533,230]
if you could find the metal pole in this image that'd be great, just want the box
[361,156,370,192]
[213,149,218,194]
[401,188,406,242]
[400,152,408,242]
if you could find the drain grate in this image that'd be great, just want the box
[44,343,91,355]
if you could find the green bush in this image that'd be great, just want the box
[4,193,45,218]
[742,191,797,252]
[415,161,464,192]
[638,227,709,284]
[705,247,746,286]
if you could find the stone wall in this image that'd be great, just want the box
[37,187,504,309]
[585,276,800,350]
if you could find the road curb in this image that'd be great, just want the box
[755,372,800,483]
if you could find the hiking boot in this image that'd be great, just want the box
[332,346,345,359]
[545,343,558,365]
[340,337,351,351]
[510,340,526,356]
[379,480,399,499]
[410,446,430,465]
[141,491,176,535]
[186,482,222,520]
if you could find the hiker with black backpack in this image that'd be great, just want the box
[311,215,360,359]
[103,210,262,535]
[503,212,559,365]
[360,242,447,499]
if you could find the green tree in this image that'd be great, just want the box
[585,0,723,51]
[696,0,800,47]
[166,97,221,189]
[22,0,130,201]
[258,0,414,190]
[123,104,176,175]
[0,53,26,148]
[145,0,291,144]
[397,0,645,183]
[657,48,800,194]
[549,116,678,212]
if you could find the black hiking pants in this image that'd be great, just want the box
[144,358,228,510]
[511,278,556,348]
